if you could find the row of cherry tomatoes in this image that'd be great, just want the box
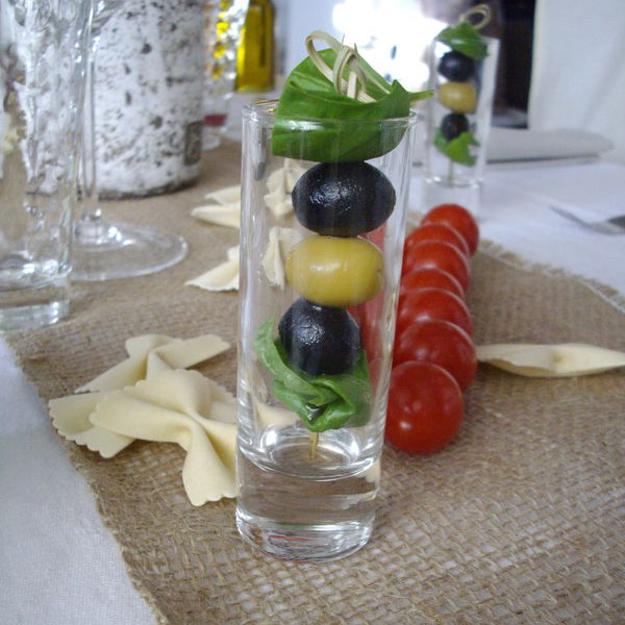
[385,203,479,454]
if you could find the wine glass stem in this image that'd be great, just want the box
[79,41,102,225]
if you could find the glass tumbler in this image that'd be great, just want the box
[422,36,499,216]
[0,1,91,330]
[236,102,417,561]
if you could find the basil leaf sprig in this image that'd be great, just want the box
[434,129,479,166]
[253,320,371,433]
[272,32,431,163]
[436,21,488,61]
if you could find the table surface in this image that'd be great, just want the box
[2,157,624,625]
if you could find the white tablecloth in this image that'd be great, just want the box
[479,160,625,296]
[2,159,624,625]
[0,341,155,625]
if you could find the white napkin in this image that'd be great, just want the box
[487,128,613,164]
[0,340,155,625]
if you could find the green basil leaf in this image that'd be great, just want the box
[309,400,358,432]
[273,381,355,432]
[273,339,336,406]
[253,320,336,405]
[272,48,431,162]
[434,128,479,166]
[436,22,488,61]
[312,353,371,428]
[254,321,372,432]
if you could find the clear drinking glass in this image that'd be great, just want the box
[421,36,499,216]
[0,0,91,331]
[236,102,417,561]
[72,0,188,282]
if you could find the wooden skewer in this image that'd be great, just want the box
[309,431,319,460]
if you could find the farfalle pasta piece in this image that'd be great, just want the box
[50,333,230,461]
[191,185,241,229]
[263,158,306,218]
[76,335,170,393]
[146,335,230,376]
[476,343,625,377]
[49,392,134,458]
[205,185,241,205]
[90,370,237,505]
[191,205,240,229]
[77,334,229,392]
[261,227,302,289]
[186,246,239,292]
[267,158,307,193]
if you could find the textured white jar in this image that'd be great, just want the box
[94,0,204,198]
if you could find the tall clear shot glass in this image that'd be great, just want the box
[236,102,417,561]
[422,35,499,216]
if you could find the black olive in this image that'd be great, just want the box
[437,51,475,82]
[278,298,360,376]
[292,161,396,237]
[440,113,470,141]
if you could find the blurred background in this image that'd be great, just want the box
[218,0,623,164]
[279,0,531,124]
[228,0,533,128]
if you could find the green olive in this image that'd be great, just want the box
[285,236,383,307]
[438,82,477,114]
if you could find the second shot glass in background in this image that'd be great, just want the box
[422,5,499,217]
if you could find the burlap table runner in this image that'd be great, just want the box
[5,142,625,624]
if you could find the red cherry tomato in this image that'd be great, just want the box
[396,288,473,339]
[402,240,470,292]
[404,222,469,257]
[385,361,464,454]
[400,267,464,299]
[422,203,479,255]
[393,319,476,391]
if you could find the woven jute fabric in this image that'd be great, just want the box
[5,142,625,624]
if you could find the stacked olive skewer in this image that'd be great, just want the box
[254,31,426,448]
[437,50,477,143]
[432,17,489,171]
[277,160,396,400]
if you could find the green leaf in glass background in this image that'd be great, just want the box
[434,128,479,166]
[436,22,488,61]
[272,49,430,162]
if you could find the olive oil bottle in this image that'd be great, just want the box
[235,0,274,92]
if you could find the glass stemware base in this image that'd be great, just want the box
[72,218,187,282]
